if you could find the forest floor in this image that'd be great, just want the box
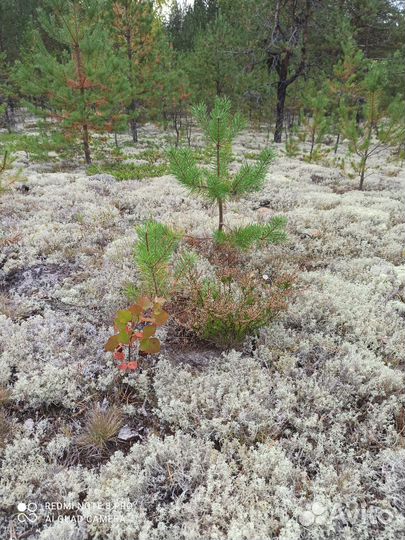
[1,124,405,540]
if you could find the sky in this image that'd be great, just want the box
[161,0,194,17]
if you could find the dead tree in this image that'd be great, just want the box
[264,0,314,142]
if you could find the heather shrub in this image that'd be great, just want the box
[172,255,293,348]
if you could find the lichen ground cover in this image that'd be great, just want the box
[1,126,405,539]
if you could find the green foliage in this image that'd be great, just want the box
[0,131,75,162]
[14,0,128,163]
[134,221,181,298]
[301,81,331,162]
[341,64,405,189]
[169,96,286,247]
[214,217,288,251]
[328,39,368,153]
[284,124,300,157]
[87,161,167,181]
[183,12,242,107]
[107,0,162,143]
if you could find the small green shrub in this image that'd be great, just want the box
[173,259,294,348]
[0,131,75,162]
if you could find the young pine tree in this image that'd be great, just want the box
[0,53,18,132]
[301,80,330,162]
[15,0,127,164]
[328,38,367,154]
[109,0,161,143]
[158,47,192,147]
[342,64,405,190]
[168,97,287,250]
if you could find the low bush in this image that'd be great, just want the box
[171,244,294,348]
[0,131,75,162]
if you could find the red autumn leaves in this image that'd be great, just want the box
[104,296,169,372]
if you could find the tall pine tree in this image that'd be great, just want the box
[15,0,126,163]
[109,0,161,143]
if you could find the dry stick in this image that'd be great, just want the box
[216,116,224,232]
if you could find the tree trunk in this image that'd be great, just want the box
[218,199,224,231]
[309,128,315,159]
[359,166,365,190]
[130,120,138,143]
[334,132,340,154]
[82,124,91,164]
[274,81,287,143]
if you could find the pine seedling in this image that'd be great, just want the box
[134,220,181,298]
[168,96,287,250]
[328,38,367,154]
[301,81,331,162]
[284,123,300,157]
[342,64,405,189]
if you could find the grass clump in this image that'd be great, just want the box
[87,161,168,181]
[77,405,123,454]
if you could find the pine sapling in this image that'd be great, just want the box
[342,65,405,189]
[168,96,287,250]
[134,220,181,298]
[301,81,330,162]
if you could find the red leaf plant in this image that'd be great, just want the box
[104,296,169,372]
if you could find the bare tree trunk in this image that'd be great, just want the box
[129,101,138,143]
[82,124,91,164]
[334,132,340,154]
[274,81,287,143]
[359,168,365,190]
[218,199,224,231]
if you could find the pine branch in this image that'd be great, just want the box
[214,217,287,251]
[168,147,206,193]
[231,148,275,196]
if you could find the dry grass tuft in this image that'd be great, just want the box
[0,386,11,407]
[0,410,11,450]
[77,404,124,454]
